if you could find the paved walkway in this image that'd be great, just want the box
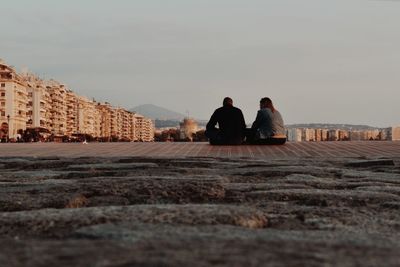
[0,141,399,159]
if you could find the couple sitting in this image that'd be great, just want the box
[205,97,286,145]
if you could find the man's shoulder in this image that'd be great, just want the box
[214,107,225,113]
[215,106,243,115]
[232,107,243,113]
[215,106,241,111]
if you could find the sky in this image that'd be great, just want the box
[1,0,399,127]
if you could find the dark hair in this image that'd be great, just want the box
[260,97,275,112]
[223,97,233,107]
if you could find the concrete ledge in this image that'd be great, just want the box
[1,141,400,159]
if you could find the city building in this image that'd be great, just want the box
[389,126,400,141]
[77,96,99,137]
[285,126,400,142]
[134,114,154,142]
[349,131,363,141]
[287,128,302,142]
[321,129,329,141]
[21,72,51,129]
[65,90,79,136]
[315,129,322,142]
[0,60,28,140]
[302,128,316,142]
[46,79,67,136]
[129,112,137,141]
[328,130,338,141]
[338,130,349,141]
[0,59,171,142]
[96,102,113,140]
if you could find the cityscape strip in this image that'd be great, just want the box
[0,59,154,142]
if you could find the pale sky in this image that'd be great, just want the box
[1,0,399,127]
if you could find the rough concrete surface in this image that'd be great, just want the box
[1,155,400,266]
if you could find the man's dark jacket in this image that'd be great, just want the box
[206,106,246,145]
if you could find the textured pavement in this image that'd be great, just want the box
[1,142,400,266]
[0,141,400,159]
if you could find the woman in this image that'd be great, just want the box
[247,97,286,145]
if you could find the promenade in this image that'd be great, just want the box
[1,141,400,159]
[1,141,400,266]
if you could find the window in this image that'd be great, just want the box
[1,83,5,87]
[1,111,5,116]
[1,102,5,106]
[1,93,5,97]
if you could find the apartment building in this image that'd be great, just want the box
[77,96,99,137]
[46,80,67,136]
[21,72,52,130]
[321,130,329,141]
[96,102,113,140]
[0,60,28,139]
[0,59,154,142]
[126,111,136,141]
[387,126,400,141]
[65,90,79,136]
[287,128,302,142]
[118,108,131,141]
[366,129,380,141]
[302,128,316,142]
[130,112,137,141]
[338,130,349,141]
[142,117,154,142]
[134,114,154,142]
[95,104,140,141]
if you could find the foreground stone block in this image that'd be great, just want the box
[1,155,400,266]
[345,159,395,168]
[0,205,268,237]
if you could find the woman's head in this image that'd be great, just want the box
[260,97,275,112]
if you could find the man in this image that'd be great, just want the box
[247,97,286,145]
[206,97,246,145]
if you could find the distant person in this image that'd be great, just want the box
[206,97,246,145]
[247,97,286,145]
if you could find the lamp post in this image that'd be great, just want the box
[6,114,10,143]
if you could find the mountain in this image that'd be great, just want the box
[130,104,186,121]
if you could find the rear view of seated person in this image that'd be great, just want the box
[246,97,286,145]
[205,97,246,145]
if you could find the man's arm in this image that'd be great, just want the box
[251,110,262,130]
[239,110,246,130]
[206,110,218,131]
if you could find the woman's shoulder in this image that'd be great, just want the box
[260,108,273,115]
[273,109,283,117]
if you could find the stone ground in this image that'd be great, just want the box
[1,142,400,266]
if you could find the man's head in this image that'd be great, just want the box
[223,97,233,107]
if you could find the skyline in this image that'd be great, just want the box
[1,0,400,127]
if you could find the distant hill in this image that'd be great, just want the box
[130,104,186,121]
[286,123,380,130]
[154,119,181,128]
